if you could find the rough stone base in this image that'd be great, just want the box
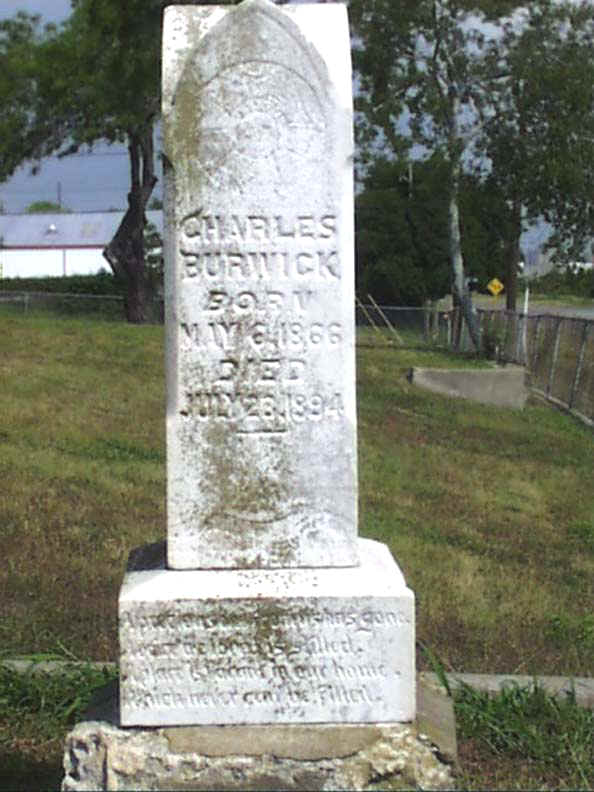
[61,677,456,791]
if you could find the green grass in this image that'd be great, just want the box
[0,315,165,661]
[1,314,593,789]
[0,658,117,791]
[474,293,594,310]
[455,681,593,790]
[357,342,593,678]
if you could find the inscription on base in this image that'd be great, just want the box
[120,599,413,725]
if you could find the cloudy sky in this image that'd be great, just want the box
[1,0,140,214]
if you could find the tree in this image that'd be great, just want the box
[25,0,162,322]
[482,1,594,309]
[0,12,46,182]
[25,0,254,322]
[356,154,511,304]
[350,0,520,347]
[3,0,366,322]
[356,155,450,304]
[351,0,594,324]
[458,170,515,289]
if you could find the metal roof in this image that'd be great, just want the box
[0,211,163,249]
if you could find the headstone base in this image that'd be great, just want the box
[61,677,456,791]
[119,539,415,726]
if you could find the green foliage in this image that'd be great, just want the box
[459,172,515,287]
[0,0,170,320]
[25,200,70,214]
[525,268,594,299]
[0,272,123,295]
[0,12,47,182]
[418,642,452,697]
[356,156,513,304]
[350,0,528,342]
[455,681,593,787]
[356,155,450,304]
[484,1,594,285]
[31,0,160,153]
[0,661,116,740]
[351,0,594,311]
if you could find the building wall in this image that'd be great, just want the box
[0,248,108,279]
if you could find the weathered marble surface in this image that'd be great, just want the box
[162,0,358,569]
[119,539,415,727]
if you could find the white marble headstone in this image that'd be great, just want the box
[120,539,415,726]
[119,0,416,728]
[162,0,358,569]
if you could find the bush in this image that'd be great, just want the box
[524,267,594,298]
[0,271,124,296]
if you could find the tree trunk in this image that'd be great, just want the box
[448,157,480,351]
[446,87,480,352]
[103,124,157,323]
[505,198,522,312]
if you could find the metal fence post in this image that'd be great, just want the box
[569,320,589,409]
[516,313,524,363]
[547,317,563,397]
[531,316,542,375]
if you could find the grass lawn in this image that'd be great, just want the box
[0,314,592,789]
[357,341,593,678]
[474,293,594,311]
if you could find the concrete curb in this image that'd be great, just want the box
[409,365,528,409]
[421,672,594,710]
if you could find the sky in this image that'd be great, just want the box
[0,0,139,214]
[0,2,548,245]
[0,0,315,216]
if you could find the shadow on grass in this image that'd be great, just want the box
[0,745,62,791]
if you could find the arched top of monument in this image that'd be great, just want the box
[163,0,338,199]
[180,0,332,101]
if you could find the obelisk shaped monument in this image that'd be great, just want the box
[162,0,358,570]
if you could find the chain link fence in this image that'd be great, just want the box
[357,302,593,426]
[0,291,164,323]
[2,291,592,426]
[356,303,453,347]
[476,309,593,426]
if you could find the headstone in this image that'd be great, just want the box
[119,539,414,726]
[162,0,358,570]
[118,0,416,733]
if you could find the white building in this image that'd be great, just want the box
[0,211,163,279]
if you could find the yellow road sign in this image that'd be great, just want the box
[487,278,504,296]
